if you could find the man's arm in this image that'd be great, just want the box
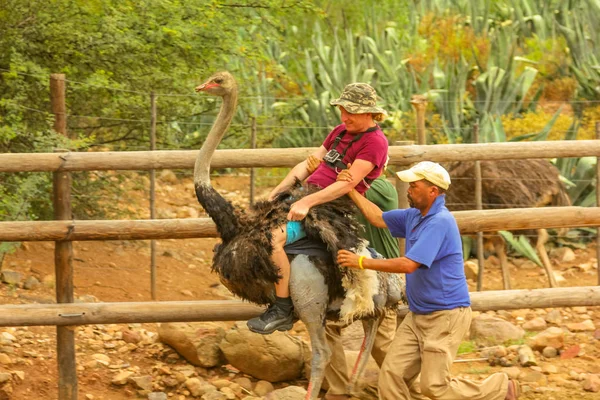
[337,250,420,274]
[268,146,328,201]
[287,158,374,221]
[337,168,387,228]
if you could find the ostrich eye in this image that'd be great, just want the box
[214,78,223,84]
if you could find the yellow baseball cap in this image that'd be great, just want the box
[396,161,451,190]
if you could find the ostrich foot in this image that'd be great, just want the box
[247,301,294,334]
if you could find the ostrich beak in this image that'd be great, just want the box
[195,82,219,92]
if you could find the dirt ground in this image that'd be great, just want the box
[1,174,599,399]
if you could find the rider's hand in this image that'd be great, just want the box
[336,163,354,182]
[337,249,360,269]
[306,155,322,174]
[287,198,311,221]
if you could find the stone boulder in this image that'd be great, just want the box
[219,322,310,382]
[527,327,565,351]
[158,322,227,367]
[265,386,307,400]
[470,315,524,345]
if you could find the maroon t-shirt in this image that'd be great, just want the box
[306,124,389,194]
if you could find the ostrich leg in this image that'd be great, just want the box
[289,255,332,400]
[492,235,511,290]
[536,229,558,288]
[346,315,383,396]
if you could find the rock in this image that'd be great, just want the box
[502,367,521,379]
[566,320,596,332]
[464,261,479,280]
[202,391,228,400]
[550,247,575,262]
[542,364,558,374]
[0,271,21,285]
[520,370,547,385]
[0,374,11,384]
[518,345,537,367]
[233,377,253,392]
[527,327,564,351]
[470,315,525,345]
[91,354,110,364]
[121,329,142,344]
[158,322,227,368]
[212,379,232,389]
[159,170,178,184]
[484,255,502,270]
[583,374,600,392]
[148,393,168,400]
[544,309,562,325]
[253,380,275,396]
[185,378,216,397]
[522,317,547,331]
[219,322,309,382]
[542,347,558,358]
[130,375,153,391]
[265,386,307,400]
[111,371,134,386]
[560,345,580,360]
[23,276,41,290]
[220,387,237,399]
[0,354,11,366]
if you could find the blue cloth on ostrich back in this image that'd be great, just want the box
[285,221,307,245]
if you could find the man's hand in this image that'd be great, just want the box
[337,249,360,269]
[287,198,311,221]
[306,155,322,174]
[336,163,354,183]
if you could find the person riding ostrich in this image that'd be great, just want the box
[193,71,405,399]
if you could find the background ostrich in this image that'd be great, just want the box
[193,71,405,399]
[444,159,571,289]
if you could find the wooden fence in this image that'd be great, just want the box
[2,78,600,399]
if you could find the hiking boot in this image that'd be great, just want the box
[247,302,294,334]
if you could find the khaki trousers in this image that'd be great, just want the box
[379,307,508,400]
[324,310,397,395]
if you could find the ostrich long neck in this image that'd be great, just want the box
[194,89,240,242]
[194,91,238,185]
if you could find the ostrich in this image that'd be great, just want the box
[445,159,571,289]
[193,71,405,399]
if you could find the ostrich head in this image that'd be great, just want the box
[195,71,237,97]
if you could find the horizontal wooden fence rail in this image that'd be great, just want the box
[0,206,598,242]
[3,140,600,172]
[1,286,599,327]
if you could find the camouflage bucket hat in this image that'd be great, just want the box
[330,83,387,115]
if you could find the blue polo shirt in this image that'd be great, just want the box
[382,195,470,314]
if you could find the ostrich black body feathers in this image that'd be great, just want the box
[195,181,365,305]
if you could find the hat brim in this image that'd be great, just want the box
[330,99,387,115]
[396,170,422,183]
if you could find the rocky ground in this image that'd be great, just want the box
[0,174,599,400]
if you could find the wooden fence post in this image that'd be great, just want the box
[596,121,600,285]
[50,73,77,400]
[150,92,158,300]
[410,95,428,145]
[250,117,257,205]
[473,124,490,291]
[394,141,414,256]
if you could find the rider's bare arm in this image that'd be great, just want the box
[268,146,328,201]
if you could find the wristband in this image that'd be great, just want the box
[358,255,366,270]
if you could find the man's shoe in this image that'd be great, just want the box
[247,302,294,335]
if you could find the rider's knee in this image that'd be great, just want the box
[271,225,287,250]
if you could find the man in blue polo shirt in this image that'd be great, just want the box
[337,161,519,400]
